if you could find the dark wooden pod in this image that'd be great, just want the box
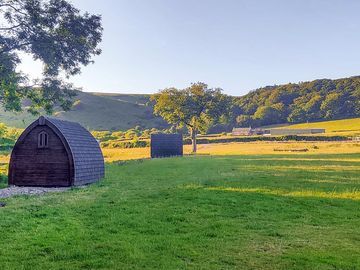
[8,116,105,187]
[151,133,183,158]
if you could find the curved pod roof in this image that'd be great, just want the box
[10,116,104,186]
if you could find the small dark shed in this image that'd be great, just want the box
[151,133,183,158]
[9,116,104,187]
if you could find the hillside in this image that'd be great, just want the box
[285,117,360,137]
[233,76,360,128]
[1,75,360,132]
[0,92,168,131]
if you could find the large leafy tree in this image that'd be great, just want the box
[0,0,102,113]
[253,105,283,126]
[151,82,229,153]
[320,92,342,119]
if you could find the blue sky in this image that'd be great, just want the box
[20,0,360,96]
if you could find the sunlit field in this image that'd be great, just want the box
[0,141,359,269]
[102,141,360,162]
[1,141,359,188]
[279,117,360,137]
[0,152,360,269]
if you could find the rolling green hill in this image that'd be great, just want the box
[284,117,360,137]
[1,75,360,132]
[260,117,360,137]
[0,91,168,131]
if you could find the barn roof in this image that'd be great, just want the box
[41,116,104,185]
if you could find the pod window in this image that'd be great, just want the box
[38,131,49,148]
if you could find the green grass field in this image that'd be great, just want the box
[278,117,360,137]
[0,154,360,269]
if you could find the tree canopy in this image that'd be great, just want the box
[151,82,229,152]
[230,76,360,128]
[0,0,103,113]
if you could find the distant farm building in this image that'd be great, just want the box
[9,116,104,187]
[264,128,325,136]
[232,128,253,136]
[232,127,325,136]
[232,128,264,136]
[151,134,183,158]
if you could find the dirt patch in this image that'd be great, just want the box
[0,186,73,199]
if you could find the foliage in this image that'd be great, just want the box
[100,139,148,149]
[92,126,169,149]
[0,0,103,113]
[0,122,17,151]
[253,105,283,126]
[102,135,348,149]
[91,130,114,142]
[236,114,252,127]
[232,76,360,127]
[0,76,359,133]
[1,116,360,151]
[0,155,360,268]
[92,126,164,142]
[0,122,7,137]
[151,82,229,152]
[95,117,360,149]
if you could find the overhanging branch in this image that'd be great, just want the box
[0,3,27,16]
[0,41,32,54]
[0,22,24,31]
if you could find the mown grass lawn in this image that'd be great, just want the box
[0,154,360,269]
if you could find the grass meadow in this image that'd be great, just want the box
[0,141,359,269]
[101,141,360,162]
[278,117,360,137]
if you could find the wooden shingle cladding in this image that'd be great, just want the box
[151,134,183,158]
[9,116,104,187]
[9,125,71,186]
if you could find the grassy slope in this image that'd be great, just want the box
[54,92,167,130]
[0,92,167,131]
[0,89,359,133]
[0,108,38,129]
[91,93,150,105]
[0,154,360,269]
[284,118,360,136]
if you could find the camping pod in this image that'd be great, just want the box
[151,133,183,158]
[8,116,104,187]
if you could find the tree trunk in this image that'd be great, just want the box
[191,128,197,153]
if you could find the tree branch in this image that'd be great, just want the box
[0,42,32,54]
[184,121,193,128]
[0,3,27,16]
[0,22,24,31]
